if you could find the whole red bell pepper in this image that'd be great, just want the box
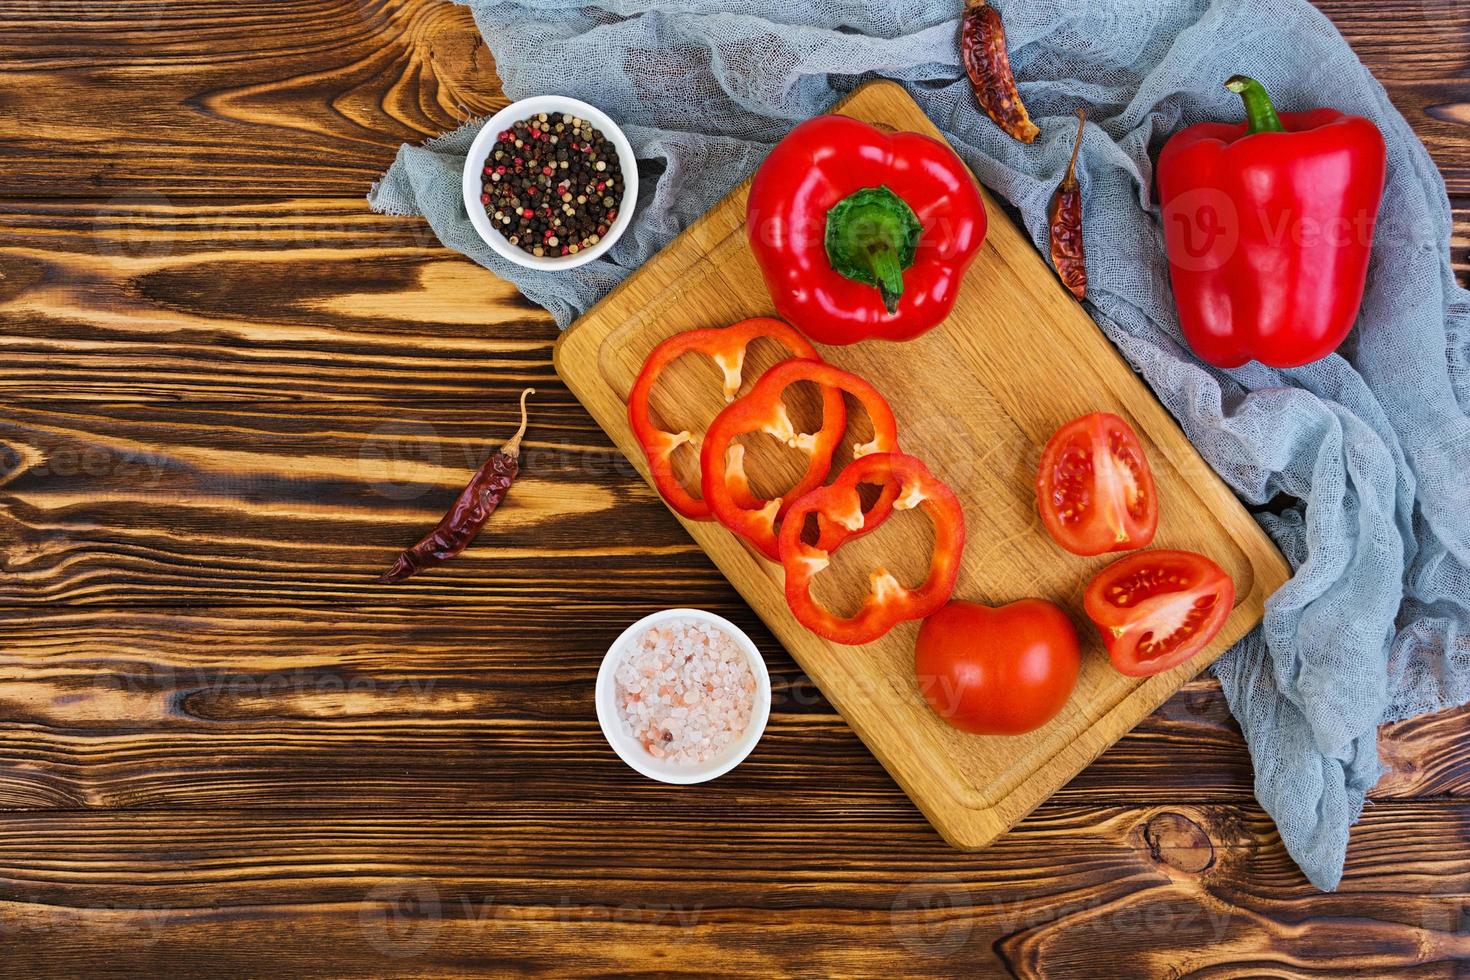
[746,115,987,345]
[1157,75,1386,368]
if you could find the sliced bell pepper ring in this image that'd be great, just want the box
[778,452,966,646]
[628,318,843,520]
[701,359,900,561]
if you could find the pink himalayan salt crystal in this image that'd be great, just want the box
[614,618,756,765]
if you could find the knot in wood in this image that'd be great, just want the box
[1142,810,1216,875]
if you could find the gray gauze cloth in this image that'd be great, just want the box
[370,0,1470,890]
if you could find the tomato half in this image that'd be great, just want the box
[1036,412,1158,556]
[914,599,1080,735]
[1084,550,1235,677]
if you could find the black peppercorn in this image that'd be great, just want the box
[480,112,625,259]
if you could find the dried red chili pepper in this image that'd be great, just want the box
[778,452,966,645]
[1049,109,1088,300]
[960,0,1039,144]
[378,388,533,585]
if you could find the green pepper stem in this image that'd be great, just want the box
[823,186,923,316]
[1225,75,1285,135]
[866,244,904,314]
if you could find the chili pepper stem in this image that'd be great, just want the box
[500,387,535,458]
[1225,75,1286,135]
[1061,109,1085,190]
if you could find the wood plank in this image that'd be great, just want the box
[1316,0,1470,83]
[0,197,1461,407]
[555,79,1291,852]
[0,199,554,403]
[0,605,1461,811]
[0,803,1464,978]
[0,3,1465,973]
[0,1,1464,975]
[0,396,723,606]
[0,0,505,198]
[0,0,1463,199]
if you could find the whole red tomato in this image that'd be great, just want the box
[915,599,1080,736]
[1084,549,1235,677]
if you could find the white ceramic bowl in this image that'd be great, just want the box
[462,95,638,271]
[596,608,771,785]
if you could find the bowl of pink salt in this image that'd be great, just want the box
[596,608,771,784]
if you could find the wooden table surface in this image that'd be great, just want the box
[0,1,1466,976]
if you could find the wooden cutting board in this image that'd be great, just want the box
[554,80,1290,849]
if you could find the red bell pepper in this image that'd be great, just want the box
[779,452,966,645]
[1157,75,1386,368]
[628,319,845,520]
[701,359,901,561]
[746,115,988,345]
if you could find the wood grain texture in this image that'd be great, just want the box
[0,0,507,197]
[0,199,555,402]
[0,0,1467,975]
[0,196,1458,409]
[0,0,1463,198]
[0,397,710,605]
[0,804,1465,978]
[0,606,1461,812]
[557,80,1291,851]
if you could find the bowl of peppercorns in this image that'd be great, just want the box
[463,95,637,271]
